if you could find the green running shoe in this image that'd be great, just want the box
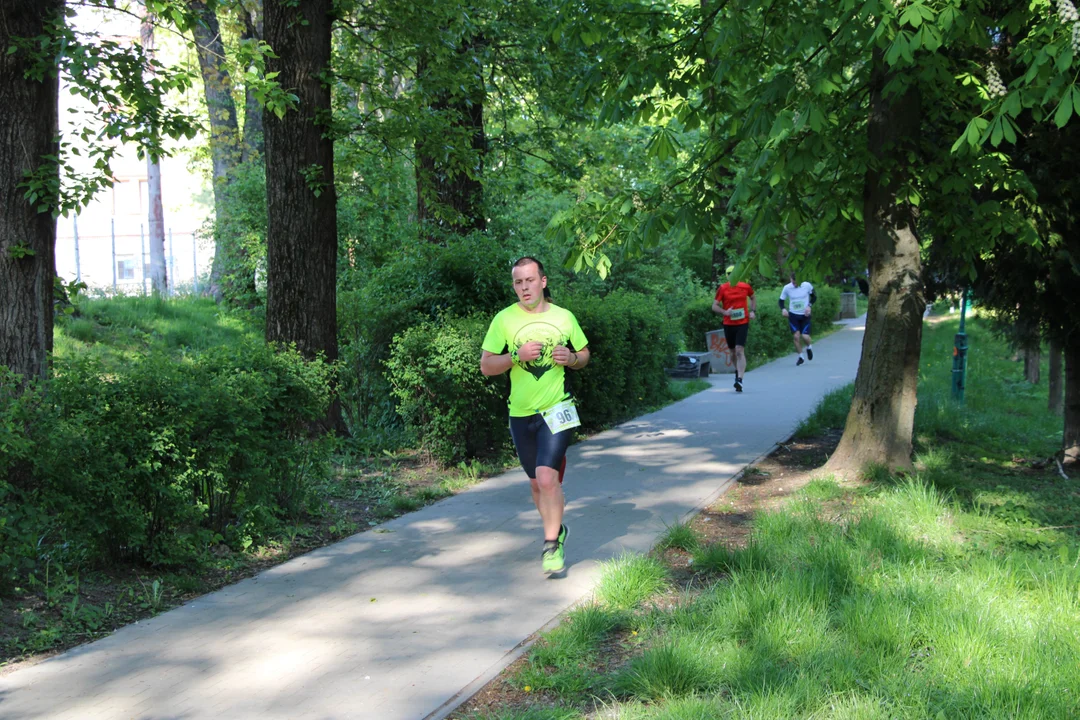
[542,524,568,574]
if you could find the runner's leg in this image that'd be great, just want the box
[534,422,571,541]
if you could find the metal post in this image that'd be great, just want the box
[73,216,82,282]
[111,218,117,291]
[140,224,147,295]
[952,287,969,402]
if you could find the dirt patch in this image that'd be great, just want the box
[450,429,846,719]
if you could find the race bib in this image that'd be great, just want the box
[541,399,581,434]
[729,308,746,321]
[790,300,807,313]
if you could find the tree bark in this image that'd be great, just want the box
[826,54,925,476]
[414,37,487,238]
[190,0,250,302]
[1024,345,1041,385]
[141,15,169,295]
[263,0,344,432]
[1064,335,1080,466]
[1049,337,1063,415]
[239,0,264,163]
[0,1,61,385]
[190,0,240,208]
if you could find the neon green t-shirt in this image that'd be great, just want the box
[482,303,589,417]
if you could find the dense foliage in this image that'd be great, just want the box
[0,341,333,592]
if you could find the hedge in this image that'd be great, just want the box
[0,343,334,589]
[385,290,679,464]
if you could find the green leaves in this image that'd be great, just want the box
[1052,84,1080,127]
[645,126,682,162]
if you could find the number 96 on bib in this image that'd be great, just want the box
[541,400,581,434]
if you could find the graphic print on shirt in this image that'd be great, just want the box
[513,322,564,381]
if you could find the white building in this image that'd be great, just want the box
[54,6,214,295]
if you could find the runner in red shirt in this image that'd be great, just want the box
[712,272,756,392]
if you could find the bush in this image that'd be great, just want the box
[384,290,679,463]
[338,233,516,443]
[386,315,511,464]
[2,343,334,575]
[563,290,679,430]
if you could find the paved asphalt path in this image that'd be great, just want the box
[0,317,865,720]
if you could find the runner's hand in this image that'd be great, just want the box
[552,345,574,366]
[805,306,811,317]
[749,311,756,320]
[782,309,789,318]
[517,341,544,363]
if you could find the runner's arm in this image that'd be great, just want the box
[569,346,590,370]
[712,300,728,316]
[480,349,513,376]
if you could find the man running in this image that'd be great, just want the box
[780,272,816,365]
[480,257,590,575]
[712,268,755,392]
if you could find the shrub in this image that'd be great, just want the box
[386,315,511,464]
[0,369,52,593]
[563,290,679,430]
[7,343,334,571]
[338,233,515,442]
[384,290,680,462]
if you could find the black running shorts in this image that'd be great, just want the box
[509,413,572,481]
[788,313,812,335]
[723,323,749,349]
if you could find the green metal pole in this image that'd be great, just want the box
[952,287,969,402]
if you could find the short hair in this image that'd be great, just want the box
[512,256,546,276]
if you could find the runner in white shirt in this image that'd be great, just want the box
[779,273,815,366]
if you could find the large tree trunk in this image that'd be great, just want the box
[1024,345,1041,384]
[1049,337,1063,415]
[1064,335,1080,466]
[826,54,924,476]
[191,0,240,206]
[141,16,169,295]
[414,37,487,238]
[0,1,61,385]
[263,0,344,432]
[191,0,248,302]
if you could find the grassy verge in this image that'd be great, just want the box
[457,313,1080,720]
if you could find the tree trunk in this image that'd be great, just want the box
[826,54,924,476]
[1049,337,1063,415]
[141,16,169,295]
[0,0,61,385]
[1024,345,1041,384]
[414,37,487,238]
[1064,335,1080,466]
[263,0,344,432]
[240,0,264,163]
[191,0,242,301]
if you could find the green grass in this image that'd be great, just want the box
[508,315,1080,719]
[666,378,710,403]
[594,553,669,610]
[655,521,699,552]
[54,295,261,365]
